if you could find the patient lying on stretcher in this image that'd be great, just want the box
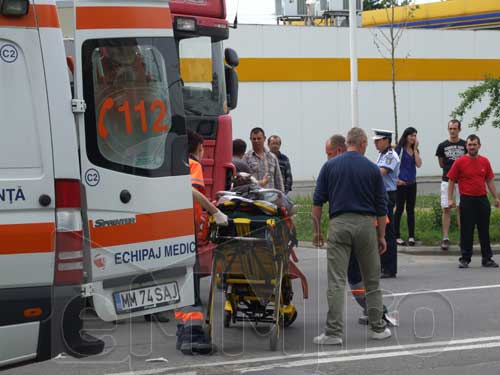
[216,172,296,216]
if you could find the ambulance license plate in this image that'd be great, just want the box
[113,282,180,314]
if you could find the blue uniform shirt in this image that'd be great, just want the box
[376,148,400,192]
[313,151,387,218]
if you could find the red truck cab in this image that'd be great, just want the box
[169,0,239,275]
[170,0,238,200]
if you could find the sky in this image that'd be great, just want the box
[226,0,443,24]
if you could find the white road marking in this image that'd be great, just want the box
[105,335,500,375]
[239,340,500,373]
[105,284,500,375]
[106,371,196,375]
[384,283,500,297]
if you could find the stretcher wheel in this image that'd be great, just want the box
[224,311,231,328]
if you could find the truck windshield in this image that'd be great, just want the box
[82,37,187,177]
[178,37,226,116]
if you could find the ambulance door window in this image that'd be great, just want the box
[82,38,186,177]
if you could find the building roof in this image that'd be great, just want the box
[362,0,500,30]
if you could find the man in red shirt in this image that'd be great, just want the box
[447,134,500,269]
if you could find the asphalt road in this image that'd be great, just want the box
[6,248,500,375]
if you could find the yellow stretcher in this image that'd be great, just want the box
[206,199,299,351]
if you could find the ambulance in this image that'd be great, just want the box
[1,0,196,367]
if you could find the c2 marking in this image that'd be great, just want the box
[85,168,100,187]
[0,44,18,63]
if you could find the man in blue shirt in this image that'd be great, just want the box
[373,129,400,278]
[311,127,391,345]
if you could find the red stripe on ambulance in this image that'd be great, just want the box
[89,208,195,248]
[0,222,55,254]
[76,6,173,30]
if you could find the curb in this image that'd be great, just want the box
[397,248,500,256]
[298,241,500,256]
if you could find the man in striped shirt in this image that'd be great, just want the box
[244,127,284,191]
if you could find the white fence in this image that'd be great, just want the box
[225,25,500,180]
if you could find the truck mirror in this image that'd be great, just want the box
[224,48,239,68]
[225,65,238,110]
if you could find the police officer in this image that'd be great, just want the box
[373,129,400,278]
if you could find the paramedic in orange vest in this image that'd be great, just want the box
[187,129,228,229]
[187,129,228,305]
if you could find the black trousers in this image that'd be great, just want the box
[459,195,493,263]
[394,183,417,238]
[381,191,397,275]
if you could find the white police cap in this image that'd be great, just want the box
[372,128,394,140]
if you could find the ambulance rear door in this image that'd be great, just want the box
[72,0,196,321]
[0,0,57,365]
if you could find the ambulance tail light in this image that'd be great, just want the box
[54,179,84,286]
[0,0,29,16]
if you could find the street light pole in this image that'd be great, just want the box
[349,0,359,128]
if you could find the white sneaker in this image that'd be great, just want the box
[369,327,392,340]
[313,333,342,345]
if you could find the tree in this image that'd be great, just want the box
[363,0,385,10]
[363,0,412,10]
[368,0,418,141]
[451,77,500,130]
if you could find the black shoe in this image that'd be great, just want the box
[381,273,396,279]
[408,238,415,246]
[458,259,469,269]
[482,259,499,268]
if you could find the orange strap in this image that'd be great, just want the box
[351,288,366,295]
[374,216,390,227]
[174,310,205,322]
[182,312,204,322]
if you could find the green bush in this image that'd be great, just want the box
[292,194,500,246]
[431,197,442,230]
[429,195,459,231]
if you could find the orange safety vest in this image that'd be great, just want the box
[189,158,205,230]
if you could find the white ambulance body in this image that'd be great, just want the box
[1,0,196,368]
[68,0,196,322]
